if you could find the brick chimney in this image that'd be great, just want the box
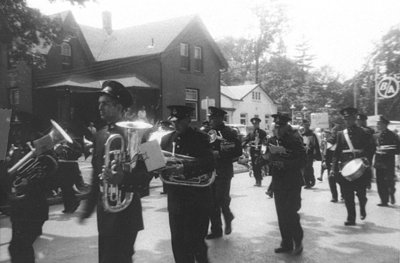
[102,11,112,35]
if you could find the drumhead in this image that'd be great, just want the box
[342,158,363,176]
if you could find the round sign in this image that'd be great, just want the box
[378,77,399,99]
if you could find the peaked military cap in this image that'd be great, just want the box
[99,80,133,108]
[272,112,291,125]
[356,113,367,121]
[339,107,358,117]
[377,115,390,124]
[167,105,194,121]
[208,107,227,117]
[250,117,261,124]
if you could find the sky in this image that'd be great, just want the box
[27,0,400,79]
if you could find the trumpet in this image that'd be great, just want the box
[8,120,72,199]
[101,121,152,213]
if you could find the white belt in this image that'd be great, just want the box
[342,149,362,153]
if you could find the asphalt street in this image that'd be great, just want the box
[1,161,400,263]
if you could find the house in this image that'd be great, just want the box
[7,11,227,128]
[221,84,278,130]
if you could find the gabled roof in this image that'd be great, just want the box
[221,84,259,100]
[80,15,195,61]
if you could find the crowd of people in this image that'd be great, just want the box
[1,79,400,263]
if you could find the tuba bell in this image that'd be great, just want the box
[8,120,72,199]
[101,121,152,213]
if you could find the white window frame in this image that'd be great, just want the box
[240,113,247,125]
[180,43,190,70]
[185,88,198,121]
[194,46,203,72]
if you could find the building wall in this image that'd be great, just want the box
[225,86,277,131]
[160,23,222,126]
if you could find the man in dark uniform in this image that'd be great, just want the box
[79,80,150,263]
[7,120,57,263]
[206,107,242,239]
[331,107,375,226]
[374,115,400,206]
[160,105,215,263]
[300,119,321,188]
[243,117,267,186]
[356,113,375,190]
[264,112,306,255]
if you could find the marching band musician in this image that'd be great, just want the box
[242,117,267,187]
[265,112,306,255]
[7,115,54,263]
[374,115,400,206]
[206,107,242,240]
[159,105,215,263]
[300,119,321,189]
[356,113,375,190]
[331,107,375,226]
[79,80,150,263]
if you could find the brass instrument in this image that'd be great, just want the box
[8,120,72,199]
[208,129,236,151]
[101,121,152,213]
[158,143,216,187]
[249,130,260,148]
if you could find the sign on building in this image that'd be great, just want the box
[310,112,329,129]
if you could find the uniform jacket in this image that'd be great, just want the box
[332,125,375,185]
[82,123,149,235]
[209,124,242,178]
[268,127,306,190]
[374,129,400,173]
[160,127,215,214]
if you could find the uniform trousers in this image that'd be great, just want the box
[57,162,81,211]
[341,182,367,222]
[274,187,303,249]
[303,156,315,187]
[9,220,45,263]
[169,203,209,263]
[325,151,343,200]
[209,176,234,235]
[251,152,263,184]
[98,232,138,263]
[376,168,395,204]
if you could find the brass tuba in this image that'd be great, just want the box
[101,121,152,213]
[158,142,216,187]
[8,120,72,199]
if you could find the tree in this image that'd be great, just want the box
[356,25,400,120]
[0,0,90,67]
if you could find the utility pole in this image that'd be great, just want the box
[374,65,379,115]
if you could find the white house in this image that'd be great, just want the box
[221,84,278,130]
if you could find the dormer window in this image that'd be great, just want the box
[61,42,72,69]
[194,46,203,73]
[180,43,190,71]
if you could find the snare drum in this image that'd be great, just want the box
[341,158,369,181]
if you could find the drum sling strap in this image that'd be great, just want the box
[343,129,355,153]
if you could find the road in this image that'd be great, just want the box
[1,161,400,263]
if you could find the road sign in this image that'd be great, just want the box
[378,76,399,99]
[201,97,215,110]
[310,112,329,129]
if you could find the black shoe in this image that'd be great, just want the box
[62,201,80,214]
[390,194,395,204]
[330,199,338,203]
[360,209,366,220]
[304,185,311,189]
[205,233,222,240]
[225,215,234,235]
[344,221,356,226]
[377,203,388,207]
[274,247,292,253]
[266,190,273,198]
[293,243,303,255]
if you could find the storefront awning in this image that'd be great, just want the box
[36,75,158,92]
